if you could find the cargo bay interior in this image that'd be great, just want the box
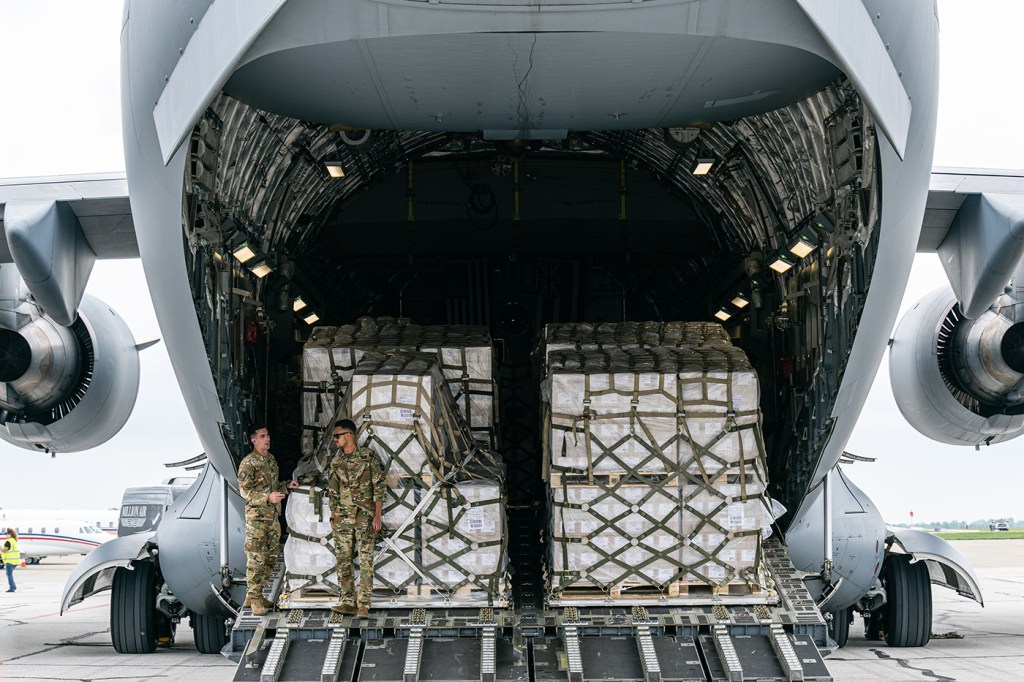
[182,75,879,612]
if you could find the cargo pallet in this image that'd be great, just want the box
[547,576,764,606]
[229,538,834,681]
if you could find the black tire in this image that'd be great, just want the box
[829,606,851,648]
[111,561,159,654]
[192,612,229,654]
[883,554,932,647]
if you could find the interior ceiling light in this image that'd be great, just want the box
[249,260,273,279]
[232,241,256,264]
[731,293,750,309]
[692,158,716,176]
[788,232,819,259]
[325,161,345,178]
[768,253,795,274]
[714,308,732,322]
[303,311,320,325]
[292,296,307,312]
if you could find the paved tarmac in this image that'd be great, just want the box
[1,540,1022,681]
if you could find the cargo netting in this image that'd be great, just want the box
[539,325,774,602]
[287,350,509,607]
[301,317,496,454]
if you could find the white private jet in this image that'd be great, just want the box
[0,509,115,564]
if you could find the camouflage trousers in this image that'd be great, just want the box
[332,519,376,609]
[245,516,281,596]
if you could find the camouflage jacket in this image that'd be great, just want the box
[327,445,386,522]
[238,451,287,520]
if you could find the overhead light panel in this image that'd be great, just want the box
[692,158,716,176]
[731,293,750,309]
[788,232,819,259]
[249,260,273,279]
[325,161,345,178]
[303,311,320,325]
[714,308,732,322]
[232,241,256,264]
[768,253,794,274]
[293,296,307,312]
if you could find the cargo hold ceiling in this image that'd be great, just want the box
[191,77,853,269]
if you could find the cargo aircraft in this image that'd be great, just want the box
[1,1,1023,678]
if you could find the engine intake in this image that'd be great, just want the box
[890,286,1024,445]
[0,294,140,453]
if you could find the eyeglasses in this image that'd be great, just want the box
[332,432,354,440]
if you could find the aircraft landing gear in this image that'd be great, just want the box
[111,561,163,654]
[192,612,229,654]
[828,606,852,648]
[882,554,932,647]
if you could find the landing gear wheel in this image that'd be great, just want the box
[192,612,229,654]
[111,561,159,654]
[829,606,851,648]
[883,554,932,647]
[25,557,40,565]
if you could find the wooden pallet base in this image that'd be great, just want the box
[550,578,761,601]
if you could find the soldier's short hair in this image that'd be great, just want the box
[249,423,268,439]
[334,419,357,433]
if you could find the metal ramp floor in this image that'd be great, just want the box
[230,536,832,681]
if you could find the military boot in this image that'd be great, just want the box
[242,593,252,609]
[331,603,356,615]
[356,606,370,618]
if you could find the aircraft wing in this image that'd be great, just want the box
[918,166,1024,252]
[917,167,1024,317]
[0,173,136,262]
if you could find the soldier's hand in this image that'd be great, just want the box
[268,491,286,504]
[286,480,300,490]
[372,515,383,534]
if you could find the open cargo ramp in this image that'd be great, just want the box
[228,539,832,681]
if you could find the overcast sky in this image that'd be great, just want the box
[0,1,1023,522]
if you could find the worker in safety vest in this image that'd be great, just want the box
[2,527,20,592]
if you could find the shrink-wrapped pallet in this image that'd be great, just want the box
[544,341,772,598]
[549,479,682,588]
[282,481,420,595]
[545,346,759,477]
[419,480,506,598]
[345,352,450,478]
[301,318,495,454]
[540,321,732,363]
[369,480,419,591]
[284,536,339,592]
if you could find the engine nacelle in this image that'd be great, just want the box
[0,293,141,453]
[889,286,1024,445]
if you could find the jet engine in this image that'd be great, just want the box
[0,291,141,453]
[889,286,1024,445]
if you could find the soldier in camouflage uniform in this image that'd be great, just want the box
[327,419,386,618]
[237,425,298,615]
